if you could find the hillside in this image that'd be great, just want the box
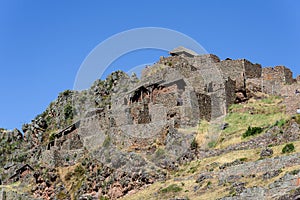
[1,47,300,200]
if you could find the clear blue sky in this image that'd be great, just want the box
[1,0,299,130]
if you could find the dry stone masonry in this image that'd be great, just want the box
[1,46,300,200]
[29,46,299,155]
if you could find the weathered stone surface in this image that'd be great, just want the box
[262,169,281,180]
[196,173,212,183]
[260,148,274,158]
[1,48,300,199]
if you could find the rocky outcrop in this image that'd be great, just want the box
[1,48,300,199]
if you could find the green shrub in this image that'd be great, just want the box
[208,141,216,148]
[207,181,212,186]
[282,143,295,154]
[274,119,286,127]
[62,90,72,96]
[64,104,74,120]
[160,184,182,193]
[242,126,263,138]
[14,153,27,162]
[290,169,300,175]
[239,157,248,162]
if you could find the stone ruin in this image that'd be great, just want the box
[262,66,294,95]
[2,47,299,200]
[46,46,297,152]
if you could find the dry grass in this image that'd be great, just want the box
[217,96,289,149]
[121,96,297,199]
[121,140,300,200]
[191,119,223,150]
[0,181,21,192]
[58,164,85,200]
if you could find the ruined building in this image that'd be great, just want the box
[46,46,295,152]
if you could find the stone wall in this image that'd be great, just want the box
[181,89,200,127]
[47,52,298,154]
[149,103,167,122]
[217,60,244,80]
[262,66,294,84]
[130,103,151,124]
[41,148,85,167]
[218,59,261,79]
[152,86,178,107]
[40,149,61,167]
[196,93,212,121]
[55,129,83,150]
[261,66,294,95]
[225,77,236,109]
[216,59,261,91]
[193,54,221,64]
[243,59,262,78]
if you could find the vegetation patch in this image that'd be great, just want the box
[242,126,263,138]
[289,169,300,175]
[208,140,217,148]
[160,184,183,193]
[222,96,287,145]
[260,96,281,104]
[274,119,287,128]
[282,143,295,154]
[59,164,86,200]
[64,104,74,122]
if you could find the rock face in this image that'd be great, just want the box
[0,47,300,200]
